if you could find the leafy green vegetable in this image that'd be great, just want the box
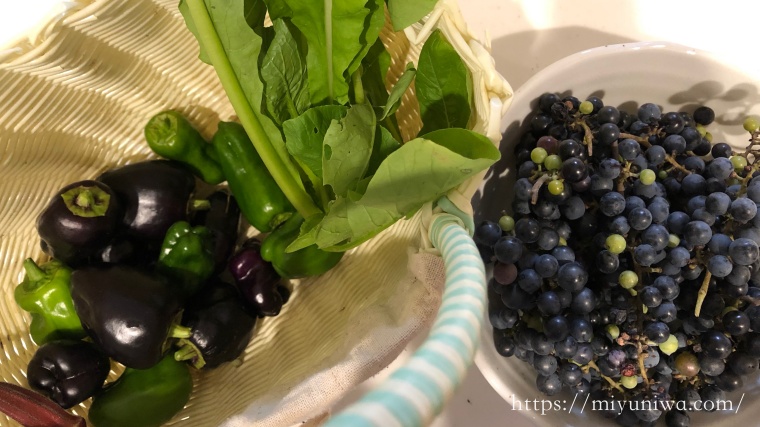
[347,0,386,78]
[178,0,209,63]
[361,38,392,108]
[283,105,348,180]
[261,19,310,125]
[416,29,472,135]
[181,0,497,259]
[182,0,320,218]
[262,0,291,20]
[380,62,416,121]
[280,0,371,105]
[387,0,437,31]
[244,0,268,35]
[367,126,400,177]
[323,104,376,197]
[289,128,500,251]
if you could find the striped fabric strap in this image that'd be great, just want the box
[324,213,487,427]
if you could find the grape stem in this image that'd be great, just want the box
[636,342,651,387]
[586,360,625,393]
[694,270,713,317]
[530,174,551,205]
[619,132,692,175]
[576,119,594,157]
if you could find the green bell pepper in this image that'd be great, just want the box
[211,121,294,232]
[88,354,193,427]
[14,258,86,345]
[260,213,344,279]
[144,110,224,185]
[157,221,215,297]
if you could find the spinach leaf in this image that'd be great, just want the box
[387,0,437,31]
[261,19,310,125]
[263,0,292,20]
[290,128,500,251]
[361,38,391,108]
[380,62,416,120]
[283,105,348,181]
[357,128,498,215]
[367,125,400,177]
[282,0,371,105]
[181,0,317,217]
[416,29,472,135]
[347,0,386,78]
[244,0,268,34]
[323,104,376,197]
[179,0,209,63]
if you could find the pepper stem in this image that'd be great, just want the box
[190,199,211,211]
[169,325,192,339]
[74,190,94,209]
[60,185,110,217]
[22,258,46,283]
[174,338,206,370]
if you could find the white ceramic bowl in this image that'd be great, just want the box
[472,41,760,426]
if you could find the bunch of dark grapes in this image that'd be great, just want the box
[478,93,760,427]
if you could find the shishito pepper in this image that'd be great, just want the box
[144,110,224,184]
[14,258,86,345]
[260,213,343,278]
[157,220,215,297]
[88,354,192,427]
[211,121,294,232]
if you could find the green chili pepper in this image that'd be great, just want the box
[144,110,224,185]
[212,121,294,232]
[14,258,86,345]
[260,213,344,278]
[88,354,193,427]
[157,221,215,297]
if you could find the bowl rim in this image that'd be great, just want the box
[474,39,760,427]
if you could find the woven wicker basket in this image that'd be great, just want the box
[0,0,511,425]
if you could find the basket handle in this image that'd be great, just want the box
[323,212,487,427]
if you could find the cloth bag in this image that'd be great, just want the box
[0,0,511,425]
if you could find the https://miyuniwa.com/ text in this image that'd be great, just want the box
[509,393,745,416]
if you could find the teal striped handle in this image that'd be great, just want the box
[324,213,487,427]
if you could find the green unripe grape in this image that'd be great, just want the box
[696,124,707,137]
[606,325,620,341]
[558,237,567,246]
[731,155,748,171]
[658,170,668,180]
[668,234,680,248]
[659,334,679,356]
[531,147,548,164]
[548,179,564,195]
[619,270,638,289]
[639,169,656,185]
[705,131,713,143]
[579,100,594,115]
[744,116,760,133]
[606,234,627,254]
[620,376,638,389]
[499,215,515,232]
[545,154,562,170]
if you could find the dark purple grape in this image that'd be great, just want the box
[562,157,587,183]
[693,106,715,125]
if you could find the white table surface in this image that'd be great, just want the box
[5,1,760,426]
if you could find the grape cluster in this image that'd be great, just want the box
[479,93,760,427]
